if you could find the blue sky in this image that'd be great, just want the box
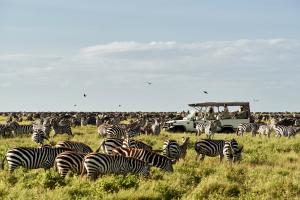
[0,0,299,112]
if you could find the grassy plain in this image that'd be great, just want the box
[0,116,299,200]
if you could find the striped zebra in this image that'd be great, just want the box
[106,125,127,139]
[274,125,299,138]
[96,138,124,154]
[81,117,88,126]
[162,137,190,160]
[82,153,150,181]
[55,141,93,153]
[257,125,272,138]
[0,124,12,137]
[195,139,226,161]
[54,151,87,178]
[50,119,73,137]
[42,119,52,138]
[223,139,243,164]
[151,119,161,135]
[8,121,33,136]
[122,138,153,151]
[31,130,48,145]
[1,145,71,172]
[205,120,222,139]
[195,122,209,137]
[236,123,259,136]
[112,147,174,172]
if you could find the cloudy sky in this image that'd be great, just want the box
[0,0,299,112]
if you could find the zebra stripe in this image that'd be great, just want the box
[163,137,190,160]
[112,147,174,172]
[1,146,71,172]
[31,130,48,145]
[274,125,298,138]
[106,125,127,139]
[55,151,87,178]
[257,125,271,138]
[195,122,208,136]
[223,139,243,163]
[236,123,259,136]
[8,121,33,136]
[122,138,153,151]
[96,138,124,154]
[194,139,225,161]
[51,119,73,137]
[55,141,93,153]
[82,153,150,181]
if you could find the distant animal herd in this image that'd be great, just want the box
[0,111,299,180]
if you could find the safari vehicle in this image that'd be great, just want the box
[164,102,251,133]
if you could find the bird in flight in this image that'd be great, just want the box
[83,93,87,98]
[203,91,208,94]
[146,81,152,85]
[118,104,122,107]
[74,104,77,107]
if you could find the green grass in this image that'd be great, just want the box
[0,118,299,200]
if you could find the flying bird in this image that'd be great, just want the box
[146,81,152,85]
[203,91,208,94]
[83,93,87,98]
[118,104,122,107]
[74,104,77,107]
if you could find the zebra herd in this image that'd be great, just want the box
[0,112,298,183]
[236,118,300,138]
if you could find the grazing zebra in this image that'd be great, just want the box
[55,151,87,178]
[96,138,124,154]
[163,137,190,160]
[82,153,150,181]
[50,119,73,137]
[112,147,174,172]
[257,125,272,138]
[223,139,243,164]
[8,121,33,136]
[1,145,72,172]
[31,130,48,145]
[274,125,298,138]
[205,120,222,139]
[194,139,226,161]
[122,138,153,151]
[55,141,93,153]
[236,123,259,136]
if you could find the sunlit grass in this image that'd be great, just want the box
[0,117,299,199]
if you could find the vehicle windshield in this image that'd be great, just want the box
[184,110,196,119]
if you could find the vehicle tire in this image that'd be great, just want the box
[173,126,185,133]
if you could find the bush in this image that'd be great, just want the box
[155,183,184,200]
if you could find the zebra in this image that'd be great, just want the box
[223,139,243,164]
[195,121,209,136]
[194,139,226,162]
[31,130,48,145]
[55,141,93,153]
[8,121,33,136]
[122,138,153,151]
[151,119,161,135]
[50,119,73,137]
[274,125,298,138]
[106,125,127,139]
[112,147,174,172]
[257,125,272,138]
[236,123,259,136]
[205,120,222,139]
[81,117,88,126]
[96,138,124,154]
[1,145,72,173]
[82,153,150,181]
[42,119,52,138]
[54,151,87,178]
[0,124,12,137]
[162,137,190,160]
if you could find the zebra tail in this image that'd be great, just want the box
[0,155,6,170]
